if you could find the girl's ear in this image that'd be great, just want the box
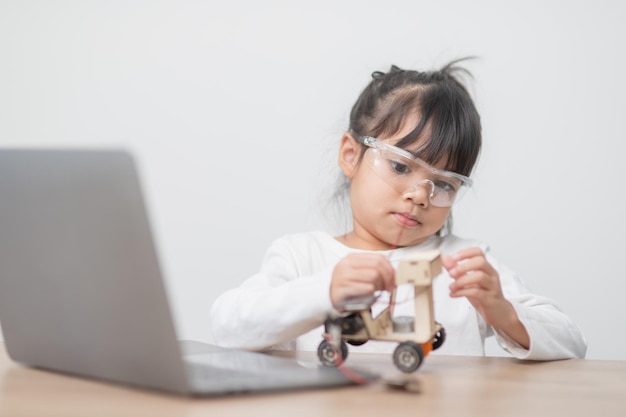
[338,133,361,179]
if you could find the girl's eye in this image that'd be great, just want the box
[389,160,411,174]
[434,179,458,193]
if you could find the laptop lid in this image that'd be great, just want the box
[0,149,363,395]
[0,149,193,394]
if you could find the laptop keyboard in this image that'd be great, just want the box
[185,362,279,383]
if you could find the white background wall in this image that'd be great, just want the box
[1,0,624,360]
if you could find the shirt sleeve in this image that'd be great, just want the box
[487,251,588,360]
[210,237,335,351]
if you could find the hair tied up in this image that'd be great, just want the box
[371,65,403,80]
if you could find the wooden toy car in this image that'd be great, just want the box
[317,250,445,373]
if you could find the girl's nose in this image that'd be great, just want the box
[403,179,435,207]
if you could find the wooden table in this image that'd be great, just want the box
[1,343,624,417]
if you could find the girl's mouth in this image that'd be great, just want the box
[393,212,420,227]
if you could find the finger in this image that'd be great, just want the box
[332,283,377,307]
[348,255,395,291]
[441,254,458,270]
[447,256,493,279]
[449,286,484,299]
[450,247,484,262]
[449,271,491,292]
[378,257,396,292]
[344,267,384,290]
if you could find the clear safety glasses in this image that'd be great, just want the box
[357,136,473,207]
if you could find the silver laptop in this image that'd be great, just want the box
[0,149,374,396]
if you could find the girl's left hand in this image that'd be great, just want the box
[442,247,529,348]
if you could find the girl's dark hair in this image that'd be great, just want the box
[349,58,482,177]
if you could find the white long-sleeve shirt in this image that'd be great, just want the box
[210,231,587,360]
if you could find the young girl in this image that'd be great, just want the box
[210,61,587,360]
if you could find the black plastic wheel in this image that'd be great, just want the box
[432,326,446,351]
[317,339,349,367]
[393,341,424,373]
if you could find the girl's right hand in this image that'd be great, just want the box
[330,253,396,311]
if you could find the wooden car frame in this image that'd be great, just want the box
[317,250,445,373]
